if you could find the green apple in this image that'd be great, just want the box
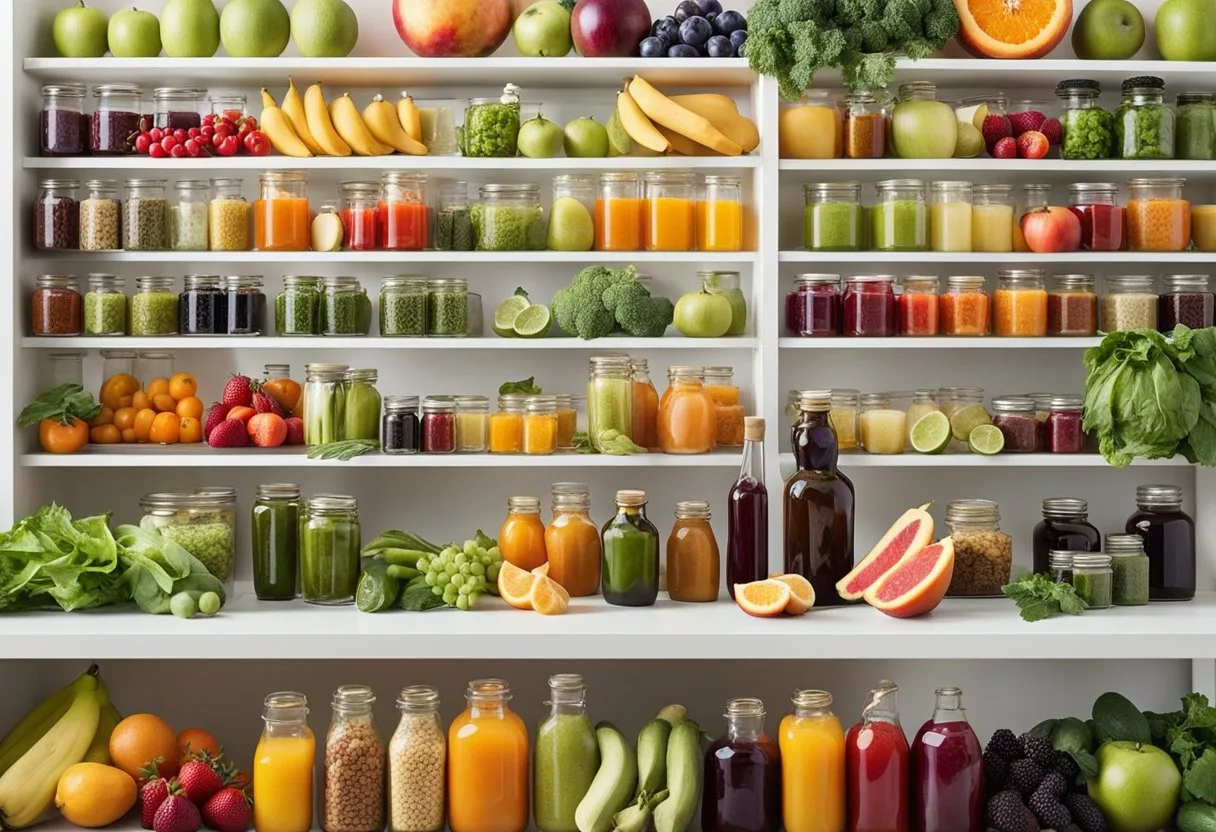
[513,0,572,57]
[53,1,109,58]
[1157,0,1216,60]
[1089,741,1181,832]
[160,0,220,57]
[221,0,291,57]
[563,117,609,158]
[674,291,733,337]
[108,7,161,58]
[1073,0,1144,59]
[290,0,358,58]
[517,113,563,158]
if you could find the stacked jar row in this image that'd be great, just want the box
[378,394,582,456]
[1057,77,1216,161]
[784,272,1215,338]
[279,276,473,337]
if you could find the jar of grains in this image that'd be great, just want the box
[130,276,178,336]
[1115,76,1175,159]
[1047,274,1097,336]
[321,277,372,337]
[1067,183,1125,251]
[803,183,862,252]
[990,396,1038,453]
[1159,274,1215,331]
[436,180,474,252]
[1127,177,1190,251]
[1103,275,1158,331]
[84,274,126,336]
[426,278,468,337]
[943,499,1012,596]
[380,277,428,337]
[40,83,87,157]
[842,91,886,158]
[32,275,83,337]
[323,685,385,832]
[209,178,250,252]
[170,180,210,251]
[124,179,168,251]
[1056,79,1115,160]
[224,275,266,335]
[35,179,79,252]
[277,276,322,336]
[79,180,121,251]
[388,685,446,832]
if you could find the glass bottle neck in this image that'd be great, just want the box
[792,409,838,471]
[728,712,766,740]
[932,690,967,724]
[861,683,901,728]
[738,434,765,482]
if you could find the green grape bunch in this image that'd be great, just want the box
[418,540,503,611]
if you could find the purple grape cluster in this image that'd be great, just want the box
[639,0,747,59]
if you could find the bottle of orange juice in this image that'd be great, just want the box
[779,689,846,832]
[253,691,315,832]
[448,679,529,832]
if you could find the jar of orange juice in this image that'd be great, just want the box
[659,366,717,454]
[1127,177,1191,251]
[595,172,642,251]
[697,175,743,252]
[630,357,659,450]
[447,680,529,832]
[666,500,720,602]
[779,90,842,159]
[704,366,745,447]
[498,496,546,572]
[255,171,309,251]
[643,169,696,251]
[544,483,601,597]
[254,691,316,832]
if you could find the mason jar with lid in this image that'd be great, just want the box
[990,396,1038,452]
[943,499,1012,596]
[587,355,634,453]
[644,169,697,251]
[872,179,926,251]
[1033,497,1100,573]
[1056,79,1114,160]
[993,269,1048,337]
[224,275,265,335]
[475,183,545,251]
[426,278,468,337]
[303,363,349,446]
[91,84,142,155]
[322,277,372,337]
[1116,77,1175,159]
[255,170,310,251]
[1159,274,1215,330]
[41,83,87,157]
[153,87,204,131]
[1015,183,1053,251]
[421,397,456,453]
[207,178,250,252]
[891,82,957,158]
[454,395,490,453]
[1106,533,1150,606]
[79,180,121,251]
[124,179,168,251]
[1050,551,1075,584]
[841,91,886,158]
[276,276,322,336]
[83,274,126,336]
[178,274,223,336]
[139,490,237,586]
[595,172,642,251]
[899,275,939,336]
[1072,553,1113,609]
[382,396,420,455]
[1127,483,1195,601]
[1128,178,1191,251]
[380,277,427,337]
[842,275,897,337]
[698,175,743,251]
[1067,183,1125,251]
[786,274,841,336]
[1047,274,1097,336]
[32,275,82,337]
[1103,275,1158,331]
[300,494,361,605]
[436,180,473,252]
[169,180,210,251]
[130,276,178,336]
[929,181,972,253]
[35,179,80,252]
[490,394,528,455]
[338,181,381,252]
[701,270,747,335]
[971,184,1014,253]
[462,84,521,157]
[523,395,559,455]
[803,183,861,252]
[381,172,429,251]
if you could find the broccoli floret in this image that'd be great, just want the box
[571,264,621,301]
[602,278,647,314]
[550,288,576,335]
[618,295,674,338]
[575,304,615,340]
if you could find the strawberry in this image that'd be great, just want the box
[1017,130,1050,160]
[208,419,249,448]
[284,416,305,446]
[1038,117,1062,145]
[981,113,1012,152]
[153,783,202,832]
[1008,109,1046,136]
[221,374,253,409]
[251,389,285,417]
[203,402,230,441]
[140,777,171,830]
[202,788,251,832]
[178,759,224,805]
[992,136,1017,159]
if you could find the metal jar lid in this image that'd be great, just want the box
[1042,497,1088,518]
[1135,484,1184,508]
[1105,533,1146,556]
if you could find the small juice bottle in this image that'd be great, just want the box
[846,681,909,832]
[779,689,845,832]
[253,691,315,832]
[448,679,530,832]
[911,687,983,832]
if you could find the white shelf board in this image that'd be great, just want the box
[780,251,1216,264]
[25,155,761,171]
[779,337,1101,349]
[780,159,1216,175]
[782,452,1192,468]
[4,592,1216,660]
[810,58,1216,88]
[23,336,758,351]
[38,250,757,264]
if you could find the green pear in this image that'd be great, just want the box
[290,0,359,58]
[160,0,220,57]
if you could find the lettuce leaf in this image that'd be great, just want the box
[0,504,123,612]
[115,524,225,615]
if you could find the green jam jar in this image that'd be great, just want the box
[130,276,178,335]
[1175,91,1215,160]
[426,278,469,337]
[1107,533,1150,606]
[462,84,521,158]
[803,182,861,252]
[343,368,381,442]
[1056,79,1114,161]
[321,277,371,336]
[1115,76,1175,160]
[251,483,299,601]
[83,273,126,336]
[1072,552,1113,609]
[275,275,322,336]
[472,183,546,251]
[300,494,361,606]
[379,276,427,337]
[872,179,927,252]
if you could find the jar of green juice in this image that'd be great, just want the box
[872,179,927,252]
[300,494,361,605]
[803,182,861,252]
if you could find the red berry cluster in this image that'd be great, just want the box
[982,109,1062,160]
[133,113,270,159]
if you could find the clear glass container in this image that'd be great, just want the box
[929,181,972,253]
[123,179,168,251]
[704,366,744,448]
[153,87,203,131]
[1047,274,1097,336]
[252,483,299,601]
[803,183,861,252]
[698,175,743,252]
[993,269,1048,336]
[179,274,223,336]
[253,692,315,832]
[891,82,957,159]
[644,169,697,251]
[859,393,905,455]
[339,181,381,252]
[904,388,940,449]
[388,686,445,832]
[556,393,582,450]
[136,350,175,387]
[602,490,661,607]
[1116,76,1175,159]
[130,275,178,335]
[971,184,1014,253]
[701,270,747,336]
[419,103,458,155]
[779,689,846,832]
[208,178,250,252]
[846,682,908,832]
[40,83,87,157]
[322,277,372,337]
[843,275,897,337]
[587,355,633,452]
[277,275,323,336]
[447,679,529,832]
[534,674,599,832]
[1126,483,1195,601]
[940,275,990,336]
[779,90,842,159]
[421,396,456,454]
[474,183,545,251]
[381,172,429,251]
[1050,551,1075,584]
[1107,533,1150,606]
[223,275,265,335]
[705,696,781,832]
[489,394,527,455]
[91,84,142,155]
[522,395,558,455]
[436,180,473,252]
[300,494,361,605]
[842,91,887,158]
[990,396,1038,452]
[46,350,84,390]
[209,95,246,122]
[462,84,521,157]
[382,395,421,455]
[343,368,381,442]
[1068,182,1125,251]
[303,363,350,447]
[631,357,658,452]
[1045,394,1085,454]
[380,277,428,337]
[1160,274,1215,330]
[426,278,468,337]
[828,389,860,452]
[1015,183,1053,252]
[545,486,601,597]
[80,179,121,252]
[35,178,79,252]
[898,275,939,336]
[454,394,489,453]
[786,274,841,336]
[1176,91,1215,160]
[1072,553,1113,609]
[1057,79,1114,160]
[595,172,642,252]
[943,499,1012,596]
[659,366,717,454]
[872,179,926,252]
[255,170,310,252]
[910,688,983,832]
[323,685,385,832]
[499,495,547,573]
[32,274,82,337]
[1103,275,1158,331]
[139,490,236,586]
[101,349,137,387]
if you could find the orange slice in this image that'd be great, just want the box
[769,573,816,616]
[529,575,570,616]
[954,0,1072,59]
[734,579,792,618]
[532,562,551,577]
[497,561,536,610]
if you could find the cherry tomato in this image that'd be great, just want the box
[184,138,202,157]
[149,143,169,159]
[134,133,152,154]
[203,113,216,126]
[172,128,189,144]
[187,127,200,140]
[149,127,164,143]
[200,125,214,141]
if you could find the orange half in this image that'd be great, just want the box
[734,580,792,618]
[497,561,536,610]
[954,0,1072,58]
[769,573,816,616]
[529,575,570,616]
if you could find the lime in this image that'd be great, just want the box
[910,411,951,455]
[968,424,1006,455]
[950,403,992,441]
[513,304,552,338]
[492,294,531,338]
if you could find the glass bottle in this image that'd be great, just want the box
[381,172,429,251]
[911,687,983,832]
[91,83,142,155]
[1032,497,1100,575]
[698,175,744,252]
[891,82,956,158]
[448,680,529,832]
[786,274,841,336]
[587,355,633,452]
[704,697,781,832]
[1116,76,1175,159]
[323,685,385,832]
[534,674,599,832]
[846,682,909,832]
[784,391,855,606]
[1014,184,1052,251]
[40,83,87,157]
[1107,533,1150,606]
[666,500,719,602]
[303,363,349,446]
[601,490,660,607]
[780,690,845,832]
[1068,183,1125,251]
[499,496,547,573]
[728,417,768,598]
[545,484,601,597]
[80,179,121,251]
[594,172,642,252]
[339,181,381,252]
[382,395,421,455]
[803,183,862,252]
[971,184,1014,252]
[842,91,886,158]
[929,181,972,253]
[388,686,445,832]
[899,276,939,336]
[1057,79,1114,160]
[872,179,926,251]
[644,169,697,251]
[254,692,315,832]
[300,494,361,605]
[659,366,717,454]
[252,484,299,601]
[1126,484,1195,601]
[124,179,168,251]
[343,369,381,442]
[1160,274,1215,330]
[255,170,310,251]
[170,180,210,251]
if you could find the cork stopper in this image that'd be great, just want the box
[744,417,765,441]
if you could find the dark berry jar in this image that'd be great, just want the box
[179,274,225,335]
[421,397,456,453]
[1126,484,1195,601]
[1032,497,1100,574]
[91,84,142,156]
[785,273,841,336]
[40,84,87,157]
[991,396,1039,453]
[382,395,421,454]
[1159,274,1215,330]
[1045,395,1086,453]
[842,275,897,337]
[35,179,80,251]
[32,275,83,336]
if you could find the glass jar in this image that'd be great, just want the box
[1072,553,1113,609]
[1046,274,1097,337]
[40,83,87,157]
[339,181,381,252]
[251,484,299,602]
[47,351,85,389]
[803,183,862,252]
[545,485,601,596]
[130,276,178,335]
[1057,79,1114,160]
[1033,497,1100,574]
[80,179,121,251]
[1126,483,1195,601]
[842,91,886,158]
[990,396,1038,453]
[224,275,265,336]
[382,395,421,455]
[474,183,544,251]
[629,358,657,452]
[843,275,897,337]
[587,355,633,452]
[594,172,642,252]
[929,181,972,253]
[602,490,661,607]
[904,388,939,449]
[91,84,141,155]
[139,490,237,585]
[993,269,1048,337]
[1116,76,1175,159]
[277,275,322,336]
[489,394,527,455]
[322,277,372,337]
[425,278,469,337]
[124,179,168,251]
[786,274,841,337]
[938,387,985,422]
[522,395,558,455]
[1052,551,1075,583]
[209,95,246,123]
[300,495,361,605]
[698,175,743,252]
[31,275,82,337]
[1160,274,1215,330]
[1014,183,1053,252]
[666,501,719,602]
[101,349,137,388]
[344,369,381,442]
[859,393,905,455]
[388,686,445,832]
[35,179,79,252]
[899,275,939,336]
[943,499,1012,596]
[1107,533,1150,606]
[701,270,747,336]
[704,366,744,447]
[940,276,990,336]
[207,178,250,252]
[447,679,529,832]
[256,170,310,251]
[168,180,209,251]
[872,179,926,251]
[381,172,429,251]
[971,184,1014,253]
[550,174,596,253]
[644,170,697,251]
[83,274,125,337]
[498,495,546,572]
[451,394,488,453]
[1067,182,1125,251]
[463,84,521,157]
[303,363,349,446]
[891,82,957,158]
[556,394,582,450]
[179,274,223,336]
[659,366,716,454]
[435,180,473,252]
[1103,275,1158,331]
[779,90,842,159]
[828,389,861,451]
[1176,91,1216,160]
[322,685,385,832]
[153,87,203,131]
[421,396,456,453]
[253,692,315,832]
[380,277,428,337]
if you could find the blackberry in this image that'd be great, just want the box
[1038,772,1069,799]
[1009,758,1046,797]
[988,728,1025,760]
[1064,794,1108,832]
[988,790,1030,832]
[985,750,1011,793]
[1029,789,1072,830]
[1052,751,1080,783]
[1021,733,1057,767]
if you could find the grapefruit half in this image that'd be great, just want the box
[863,538,955,618]
[836,506,934,601]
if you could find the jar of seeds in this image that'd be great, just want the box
[277,275,322,336]
[209,178,250,252]
[943,499,1012,596]
[436,180,473,251]
[35,179,79,252]
[426,278,468,337]
[170,180,210,251]
[380,277,427,337]
[124,179,168,251]
[323,684,385,832]
[80,180,121,251]
[131,276,178,335]
[84,274,126,336]
[388,685,445,832]
[321,277,372,336]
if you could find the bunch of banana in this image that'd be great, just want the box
[617,77,760,157]
[261,80,429,158]
[0,664,108,829]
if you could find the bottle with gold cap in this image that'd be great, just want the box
[727,416,769,597]
[601,489,660,606]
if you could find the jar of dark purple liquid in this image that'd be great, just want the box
[1159,274,1215,331]
[785,273,841,336]
[40,84,87,157]
[842,275,897,337]
[92,84,142,156]
[153,87,204,132]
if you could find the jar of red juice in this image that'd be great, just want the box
[340,181,381,252]
[898,275,939,335]
[380,172,428,251]
[785,274,841,336]
[1159,274,1215,330]
[1068,183,1125,251]
[843,275,896,337]
[1047,274,1098,336]
[846,681,909,832]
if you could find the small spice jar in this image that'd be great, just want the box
[595,172,642,252]
[990,396,1037,452]
[1116,76,1175,159]
[35,179,80,252]
[1107,533,1150,606]
[698,175,743,252]
[380,277,428,337]
[83,274,126,336]
[940,276,990,336]
[474,183,545,251]
[1176,91,1216,160]
[929,181,973,253]
[1050,551,1075,584]
[1072,553,1113,609]
[523,395,559,455]
[426,278,469,337]
[872,179,927,252]
[454,395,490,453]
[380,172,429,251]
[124,179,168,251]
[1127,177,1190,252]
[130,276,178,336]
[388,686,445,832]
[225,275,266,335]
[300,494,361,605]
[179,274,224,335]
[994,269,1048,337]
[339,181,381,252]
[830,388,861,451]
[153,87,203,131]
[251,483,299,601]
[382,395,421,455]
[943,499,1012,596]
[803,183,862,252]
[40,83,87,157]
[899,275,939,336]
[436,180,474,252]
[490,394,527,455]
[1047,274,1098,336]
[1045,395,1085,454]
[169,180,210,251]
[643,169,697,251]
[209,95,246,123]
[786,274,841,336]
[91,84,142,155]
[1057,79,1114,160]
[842,275,897,337]
[842,91,886,158]
[32,275,83,336]
[277,275,322,336]
[1159,274,1215,331]
[421,396,456,454]
[971,184,1014,253]
[208,178,250,252]
[1103,275,1158,331]
[321,277,372,337]
[80,180,121,251]
[322,684,385,832]
[1068,183,1125,251]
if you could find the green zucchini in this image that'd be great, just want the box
[635,718,672,796]
[1178,801,1216,832]
[575,722,637,832]
[653,719,701,832]
[381,548,430,566]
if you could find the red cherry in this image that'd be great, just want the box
[214,121,234,139]
[134,134,152,154]
[203,113,216,126]
[149,127,164,143]
[149,143,169,159]
[200,125,215,141]
[187,127,201,140]
[216,135,241,157]
[161,135,178,153]
[184,138,202,157]
[170,144,190,158]
[172,128,188,143]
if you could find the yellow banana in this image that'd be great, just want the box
[260,88,313,158]
[82,686,121,767]
[304,82,352,157]
[396,91,422,142]
[0,672,101,829]
[260,88,277,110]
[0,664,97,777]
[616,89,670,153]
[656,124,717,156]
[670,93,760,152]
[628,76,742,156]
[282,78,327,156]
[364,95,428,155]
[330,93,392,156]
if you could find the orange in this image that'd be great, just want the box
[179,417,203,445]
[955,0,1071,58]
[261,377,302,414]
[529,574,570,615]
[769,573,816,616]
[177,728,221,761]
[496,561,536,610]
[113,407,137,432]
[175,396,204,420]
[90,424,121,445]
[152,394,178,413]
[100,374,139,410]
[121,428,137,444]
[149,413,181,445]
[531,562,550,577]
[40,418,89,454]
[109,713,179,780]
[118,395,134,409]
[133,409,156,443]
[168,373,197,401]
[131,390,151,411]
[734,579,792,618]
[54,762,137,827]
[92,407,114,427]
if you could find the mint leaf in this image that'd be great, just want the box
[1185,748,1216,804]
[400,582,446,612]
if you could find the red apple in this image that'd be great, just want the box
[571,0,651,57]
[392,0,513,57]
[1021,206,1082,253]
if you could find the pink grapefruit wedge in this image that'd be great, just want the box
[836,505,934,601]
[863,538,955,618]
